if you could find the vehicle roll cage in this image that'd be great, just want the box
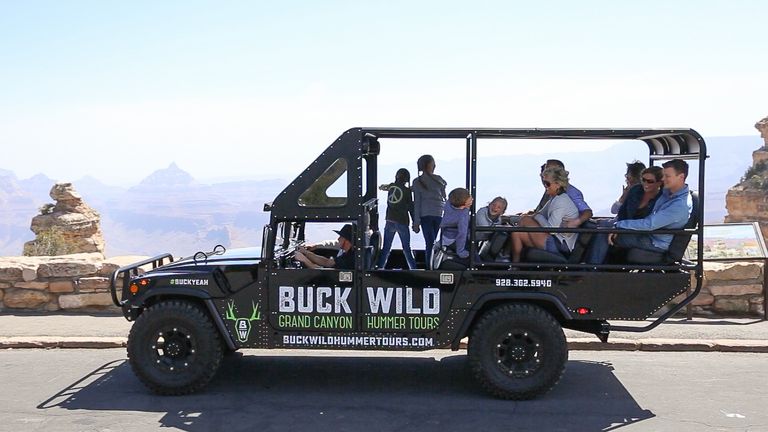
[361,128,706,333]
[269,127,706,332]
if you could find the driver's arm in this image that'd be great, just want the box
[296,248,335,268]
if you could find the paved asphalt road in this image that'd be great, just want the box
[0,349,765,432]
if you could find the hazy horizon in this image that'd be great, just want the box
[0,133,762,189]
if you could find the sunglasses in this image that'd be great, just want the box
[641,177,657,184]
[542,180,552,187]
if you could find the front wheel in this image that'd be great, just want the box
[468,303,567,400]
[127,300,223,395]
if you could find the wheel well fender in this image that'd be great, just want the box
[135,289,236,351]
[451,292,572,350]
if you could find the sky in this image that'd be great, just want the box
[1,0,766,185]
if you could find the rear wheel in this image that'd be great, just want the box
[127,300,223,395]
[468,303,567,399]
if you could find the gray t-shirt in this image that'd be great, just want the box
[534,193,579,251]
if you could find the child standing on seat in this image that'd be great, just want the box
[377,169,417,269]
[440,188,474,260]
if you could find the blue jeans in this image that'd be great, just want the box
[586,231,665,264]
[378,221,417,270]
[420,215,442,268]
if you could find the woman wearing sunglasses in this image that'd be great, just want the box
[510,166,578,263]
[616,166,664,221]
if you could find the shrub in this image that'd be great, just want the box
[740,160,768,190]
[23,227,75,256]
[38,203,55,215]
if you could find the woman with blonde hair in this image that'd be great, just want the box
[510,166,578,263]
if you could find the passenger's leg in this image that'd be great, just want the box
[518,215,540,227]
[505,215,541,256]
[377,221,396,269]
[396,223,417,270]
[585,233,611,264]
[511,232,524,263]
[421,216,442,267]
[529,232,549,249]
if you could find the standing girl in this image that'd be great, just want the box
[412,154,447,267]
[377,168,417,269]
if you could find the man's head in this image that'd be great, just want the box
[661,159,689,193]
[334,224,354,251]
[540,159,565,173]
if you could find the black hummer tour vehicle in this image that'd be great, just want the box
[111,128,705,399]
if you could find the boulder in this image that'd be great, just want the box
[58,293,114,309]
[21,265,38,282]
[704,262,763,282]
[691,293,715,306]
[12,281,49,290]
[708,284,763,296]
[49,281,75,293]
[77,277,110,292]
[24,183,105,255]
[713,298,751,314]
[757,115,768,147]
[37,262,99,278]
[3,289,50,309]
[0,262,23,281]
[750,297,765,316]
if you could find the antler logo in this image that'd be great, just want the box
[225,300,261,343]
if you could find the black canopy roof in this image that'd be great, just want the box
[361,128,705,159]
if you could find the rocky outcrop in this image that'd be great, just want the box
[724,116,768,242]
[23,183,105,255]
[0,254,146,312]
[756,116,768,149]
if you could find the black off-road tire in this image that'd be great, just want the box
[468,303,567,400]
[127,300,223,395]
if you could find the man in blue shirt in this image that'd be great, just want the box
[586,159,693,264]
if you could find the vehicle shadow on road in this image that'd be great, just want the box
[38,353,653,432]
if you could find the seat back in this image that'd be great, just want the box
[479,231,509,261]
[567,220,596,263]
[665,191,699,263]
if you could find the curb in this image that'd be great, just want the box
[0,337,126,349]
[566,338,768,353]
[1,337,767,352]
